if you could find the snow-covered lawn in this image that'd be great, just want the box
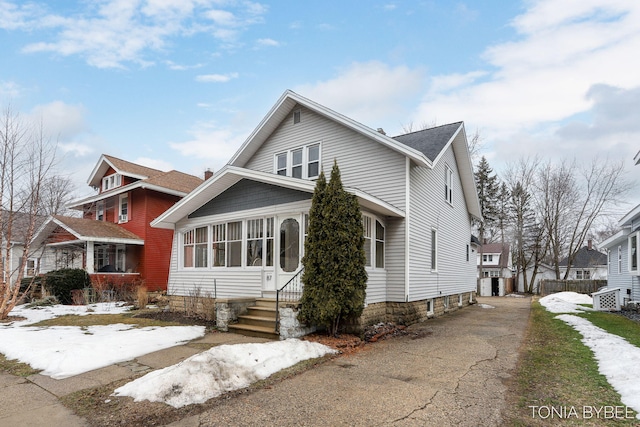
[539,292,640,419]
[0,302,205,379]
[1,302,337,408]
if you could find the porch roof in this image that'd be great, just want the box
[151,166,405,230]
[33,215,145,246]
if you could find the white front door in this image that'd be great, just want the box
[276,215,302,290]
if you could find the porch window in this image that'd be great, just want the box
[182,230,195,268]
[247,219,264,267]
[274,142,321,180]
[195,227,208,268]
[363,216,372,267]
[375,220,385,268]
[212,224,226,267]
[227,221,242,267]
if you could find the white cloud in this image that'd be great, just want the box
[28,101,88,142]
[0,80,22,98]
[256,38,279,47]
[413,0,640,139]
[196,72,239,83]
[6,0,269,68]
[169,122,247,170]
[295,61,425,133]
[133,157,172,171]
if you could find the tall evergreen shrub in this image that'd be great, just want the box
[299,161,367,336]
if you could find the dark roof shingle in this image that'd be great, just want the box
[392,122,462,162]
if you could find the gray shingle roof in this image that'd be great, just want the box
[392,122,462,162]
[559,246,607,268]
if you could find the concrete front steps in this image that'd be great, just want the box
[228,298,279,340]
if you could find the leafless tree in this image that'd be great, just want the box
[0,106,69,319]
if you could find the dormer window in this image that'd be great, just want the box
[274,143,321,180]
[102,173,121,191]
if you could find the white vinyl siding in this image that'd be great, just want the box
[408,136,475,301]
[246,105,407,211]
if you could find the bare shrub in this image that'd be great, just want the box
[137,285,148,309]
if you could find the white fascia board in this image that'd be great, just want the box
[619,203,640,227]
[600,230,627,249]
[228,90,431,169]
[431,123,482,221]
[68,182,187,210]
[151,165,405,229]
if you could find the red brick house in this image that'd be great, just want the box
[32,155,203,291]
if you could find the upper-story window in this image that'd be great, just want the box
[96,201,104,221]
[445,165,453,204]
[483,254,494,262]
[293,110,301,124]
[274,143,321,180]
[102,173,122,191]
[119,194,129,223]
[629,232,639,275]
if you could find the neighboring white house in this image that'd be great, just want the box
[558,240,608,281]
[601,205,640,302]
[516,263,555,294]
[1,210,47,284]
[477,243,512,296]
[152,90,482,335]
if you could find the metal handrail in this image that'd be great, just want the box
[275,268,304,333]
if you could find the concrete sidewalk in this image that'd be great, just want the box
[0,331,272,427]
[0,296,530,426]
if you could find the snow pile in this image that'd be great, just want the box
[539,292,593,313]
[0,303,205,379]
[114,339,337,407]
[478,304,495,309]
[556,315,640,418]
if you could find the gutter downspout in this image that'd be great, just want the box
[405,157,411,302]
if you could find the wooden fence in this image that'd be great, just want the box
[539,279,607,296]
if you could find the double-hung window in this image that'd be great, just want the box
[445,165,453,204]
[227,221,242,267]
[362,214,385,269]
[363,216,372,267]
[96,201,104,221]
[119,194,129,223]
[183,227,208,268]
[618,245,622,274]
[375,220,385,268]
[247,219,264,266]
[212,224,226,267]
[431,228,438,271]
[274,143,321,180]
[629,232,640,275]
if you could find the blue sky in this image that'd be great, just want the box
[1,0,639,207]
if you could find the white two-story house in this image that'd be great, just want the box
[152,90,482,337]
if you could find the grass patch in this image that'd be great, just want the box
[0,354,40,377]
[506,301,637,426]
[579,311,640,348]
[27,312,186,328]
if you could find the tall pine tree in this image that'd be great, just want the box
[299,161,367,336]
[474,156,500,282]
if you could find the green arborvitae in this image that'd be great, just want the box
[300,161,367,336]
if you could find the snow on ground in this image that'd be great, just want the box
[539,291,594,313]
[539,292,640,418]
[478,303,495,309]
[556,314,640,418]
[113,339,337,408]
[0,303,205,379]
